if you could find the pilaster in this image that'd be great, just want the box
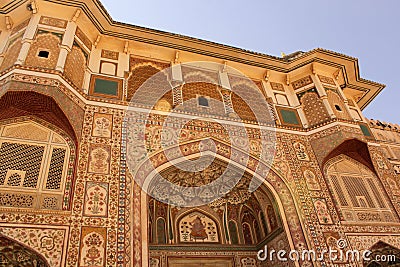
[15,14,40,65]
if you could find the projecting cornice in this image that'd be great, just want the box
[0,0,385,109]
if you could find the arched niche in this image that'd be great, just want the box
[324,154,396,222]
[0,91,78,210]
[0,233,50,267]
[364,241,400,267]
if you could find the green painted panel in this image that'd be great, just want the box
[94,78,119,96]
[360,124,372,136]
[280,109,300,125]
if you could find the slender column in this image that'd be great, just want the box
[56,21,77,72]
[0,30,11,66]
[296,106,309,128]
[286,77,309,127]
[15,14,40,65]
[311,74,336,119]
[333,78,356,120]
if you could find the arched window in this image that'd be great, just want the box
[0,120,73,210]
[325,155,394,222]
[242,222,253,245]
[156,218,167,244]
[228,220,239,245]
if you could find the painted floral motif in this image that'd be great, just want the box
[150,257,160,267]
[241,257,257,267]
[303,169,320,190]
[84,182,109,217]
[80,229,106,267]
[313,198,333,224]
[92,113,112,138]
[394,165,400,174]
[88,145,110,174]
[293,142,309,161]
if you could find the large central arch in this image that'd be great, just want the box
[128,137,308,267]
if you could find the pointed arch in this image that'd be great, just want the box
[0,91,80,210]
[0,233,50,267]
[364,241,400,267]
[323,138,375,173]
[0,91,78,147]
[132,136,307,254]
[324,154,396,222]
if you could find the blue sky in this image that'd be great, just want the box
[101,0,400,123]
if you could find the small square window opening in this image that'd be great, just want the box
[198,96,209,107]
[38,50,50,58]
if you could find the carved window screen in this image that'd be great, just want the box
[326,155,394,222]
[0,120,70,210]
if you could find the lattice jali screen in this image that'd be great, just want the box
[0,192,35,208]
[2,123,50,141]
[0,142,44,187]
[326,155,395,222]
[0,120,71,210]
[46,148,66,190]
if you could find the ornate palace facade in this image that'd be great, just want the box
[0,1,399,267]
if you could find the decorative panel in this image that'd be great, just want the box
[89,75,122,99]
[92,113,113,138]
[101,49,119,60]
[2,122,50,141]
[303,169,320,190]
[75,27,92,49]
[25,33,61,70]
[45,148,66,190]
[298,89,330,126]
[39,16,68,28]
[325,155,394,222]
[313,198,333,224]
[83,182,109,217]
[276,107,301,127]
[79,227,107,267]
[326,89,351,120]
[0,192,35,207]
[178,211,219,243]
[291,75,313,89]
[87,144,110,174]
[318,74,336,85]
[0,37,22,72]
[127,57,170,101]
[270,82,285,92]
[64,45,86,89]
